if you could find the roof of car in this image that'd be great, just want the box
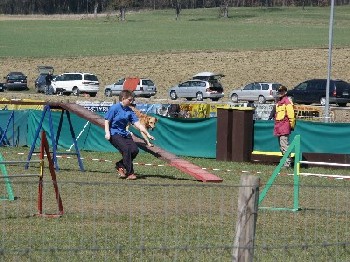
[192,72,225,77]
[8,72,25,75]
[37,65,54,74]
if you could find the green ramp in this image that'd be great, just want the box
[0,153,15,201]
[258,135,301,212]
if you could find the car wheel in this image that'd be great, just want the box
[196,92,203,101]
[104,89,112,97]
[72,87,80,96]
[320,97,326,106]
[230,94,238,103]
[170,91,177,100]
[258,95,266,104]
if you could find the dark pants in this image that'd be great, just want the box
[110,134,139,175]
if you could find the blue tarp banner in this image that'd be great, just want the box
[26,110,216,157]
[253,120,350,154]
[0,110,28,146]
[3,110,350,157]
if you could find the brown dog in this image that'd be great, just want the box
[130,107,158,147]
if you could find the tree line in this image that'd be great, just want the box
[0,0,349,15]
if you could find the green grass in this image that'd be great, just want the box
[1,147,350,260]
[1,7,350,58]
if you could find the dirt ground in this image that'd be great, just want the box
[1,48,350,104]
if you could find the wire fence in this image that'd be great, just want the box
[0,180,349,261]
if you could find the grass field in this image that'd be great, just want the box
[1,147,350,260]
[1,7,350,103]
[1,7,350,58]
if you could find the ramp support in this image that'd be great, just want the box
[26,105,84,172]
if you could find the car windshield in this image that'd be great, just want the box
[8,74,26,80]
[84,74,98,81]
[272,84,281,90]
[335,81,350,90]
[143,80,154,86]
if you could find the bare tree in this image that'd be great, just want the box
[219,0,229,18]
[94,0,99,18]
[175,1,181,20]
[111,0,132,21]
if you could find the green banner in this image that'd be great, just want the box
[3,110,350,158]
[253,120,350,154]
[0,110,29,146]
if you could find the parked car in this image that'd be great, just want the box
[3,72,28,91]
[34,65,54,93]
[229,82,282,104]
[51,72,99,96]
[104,77,157,98]
[169,72,224,101]
[287,79,350,107]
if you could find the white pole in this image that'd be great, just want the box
[324,0,335,123]
[66,121,90,151]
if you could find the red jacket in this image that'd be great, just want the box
[273,96,295,136]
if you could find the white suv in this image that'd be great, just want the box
[51,72,99,97]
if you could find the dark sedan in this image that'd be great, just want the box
[3,72,28,91]
[287,79,350,107]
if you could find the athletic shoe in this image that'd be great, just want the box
[126,174,137,180]
[117,167,126,178]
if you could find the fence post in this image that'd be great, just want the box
[232,175,260,262]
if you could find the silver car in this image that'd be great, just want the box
[104,77,157,98]
[168,79,224,101]
[229,82,282,104]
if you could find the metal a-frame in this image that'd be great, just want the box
[258,135,301,212]
[26,104,84,171]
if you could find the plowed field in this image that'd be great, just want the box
[1,48,350,104]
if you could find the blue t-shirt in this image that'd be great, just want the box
[104,103,139,137]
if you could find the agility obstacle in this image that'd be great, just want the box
[258,135,301,212]
[258,134,350,211]
[0,131,64,217]
[55,103,223,183]
[26,104,84,172]
[1,101,222,182]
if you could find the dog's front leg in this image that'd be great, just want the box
[141,130,153,147]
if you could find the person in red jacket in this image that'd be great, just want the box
[273,85,295,167]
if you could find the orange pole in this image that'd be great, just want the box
[42,131,64,215]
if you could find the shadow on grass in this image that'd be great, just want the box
[55,167,111,174]
[136,173,192,181]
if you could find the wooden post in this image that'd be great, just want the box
[232,175,260,262]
